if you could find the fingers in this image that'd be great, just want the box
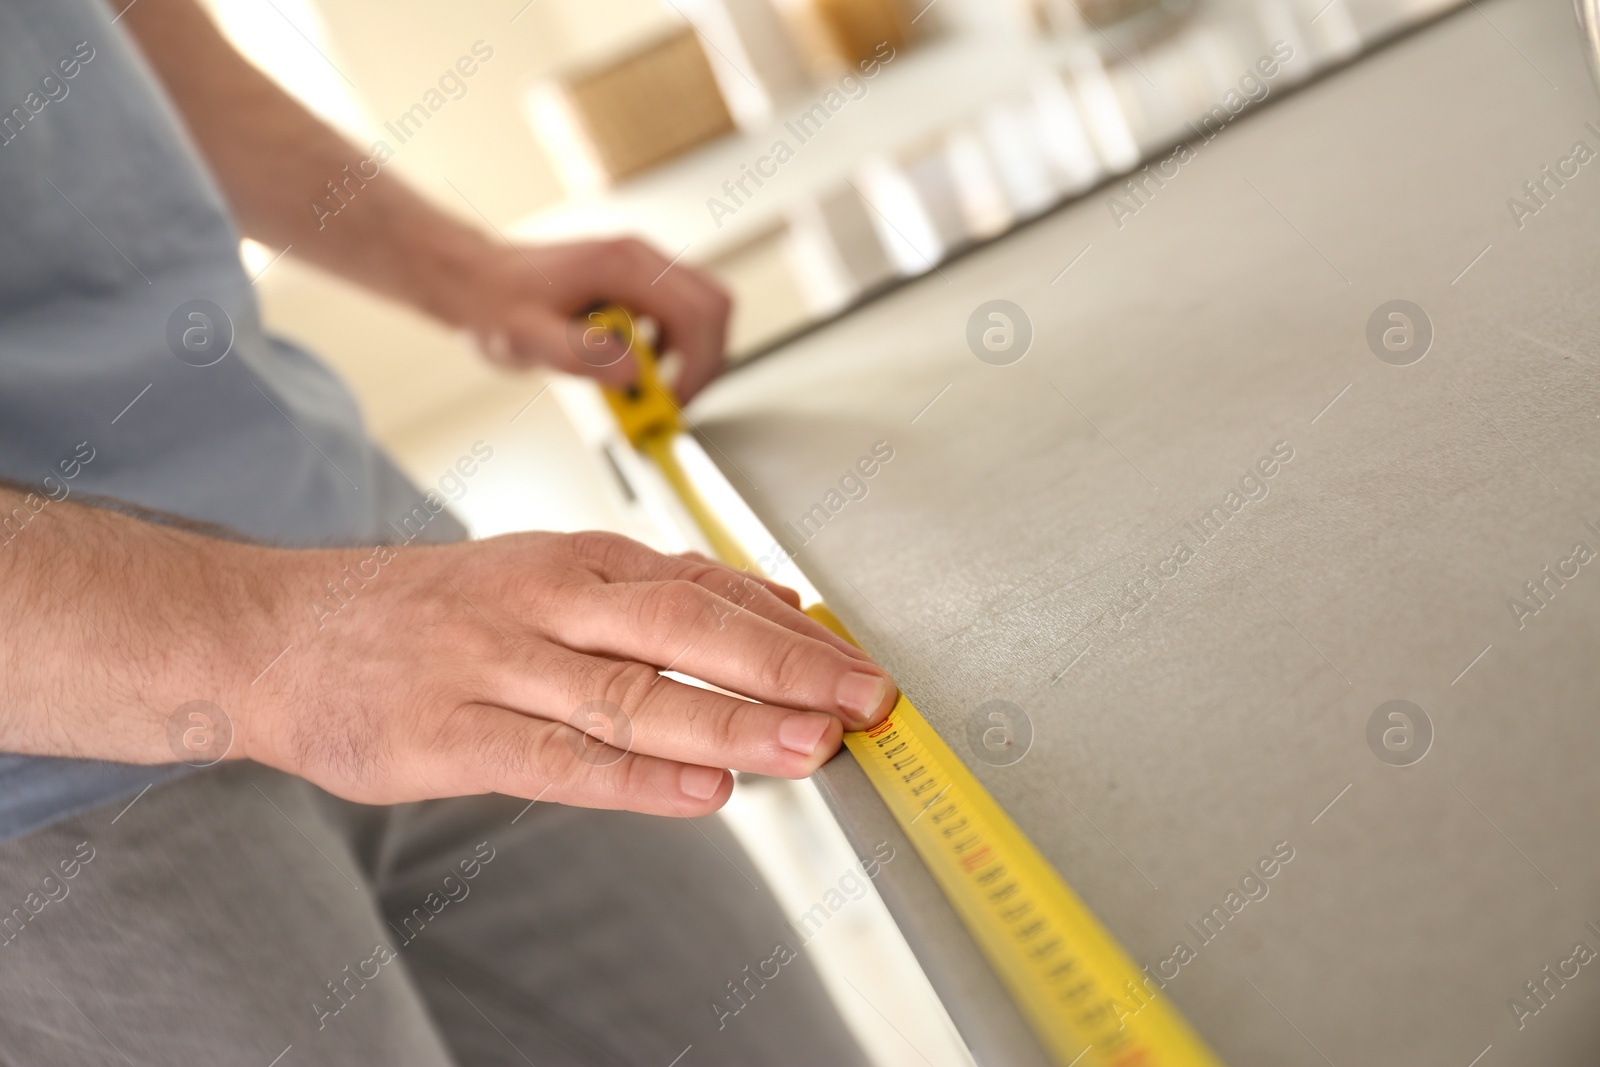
[661,262,732,401]
[562,579,897,728]
[683,565,869,664]
[575,239,731,401]
[499,648,845,777]
[486,304,641,389]
[567,531,868,663]
[420,702,733,817]
[679,551,802,608]
[470,238,728,398]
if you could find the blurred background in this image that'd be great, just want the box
[213,0,1456,512]
[201,0,1458,1060]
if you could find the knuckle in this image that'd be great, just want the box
[759,637,820,702]
[512,580,565,635]
[692,693,742,752]
[698,569,742,608]
[628,579,710,645]
[555,651,617,701]
[614,750,661,805]
[700,568,762,616]
[598,658,660,715]
[567,530,631,571]
[474,719,536,787]
[526,720,583,785]
[460,610,517,665]
[422,706,530,791]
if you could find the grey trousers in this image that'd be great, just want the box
[0,762,873,1066]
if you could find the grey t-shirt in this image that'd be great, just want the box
[0,0,462,839]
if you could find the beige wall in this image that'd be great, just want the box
[310,0,674,223]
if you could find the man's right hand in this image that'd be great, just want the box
[236,530,897,816]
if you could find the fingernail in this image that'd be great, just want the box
[679,764,725,801]
[778,712,833,756]
[837,671,891,722]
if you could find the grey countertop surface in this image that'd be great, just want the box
[691,0,1600,1062]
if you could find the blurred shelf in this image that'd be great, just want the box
[510,28,1067,257]
[511,0,1466,358]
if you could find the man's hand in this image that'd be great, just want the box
[245,531,896,814]
[0,488,897,817]
[442,239,732,402]
[116,0,732,401]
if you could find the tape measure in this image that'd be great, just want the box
[593,306,1224,1067]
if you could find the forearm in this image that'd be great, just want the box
[113,0,489,325]
[0,486,278,764]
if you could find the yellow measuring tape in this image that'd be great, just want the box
[594,306,1223,1067]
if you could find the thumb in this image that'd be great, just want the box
[481,305,640,389]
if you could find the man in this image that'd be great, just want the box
[0,0,896,1062]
